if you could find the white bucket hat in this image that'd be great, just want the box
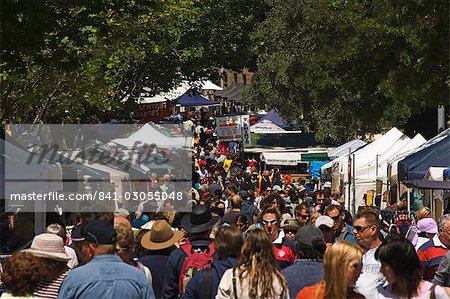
[23,233,70,261]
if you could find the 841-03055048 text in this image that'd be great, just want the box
[102,191,183,201]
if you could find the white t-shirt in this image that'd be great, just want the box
[65,245,79,269]
[355,247,387,297]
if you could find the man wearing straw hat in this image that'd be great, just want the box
[140,220,184,299]
[58,220,155,299]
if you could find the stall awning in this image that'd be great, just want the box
[403,180,450,190]
[214,83,247,102]
[301,152,329,162]
[176,90,220,107]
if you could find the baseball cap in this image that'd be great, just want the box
[417,218,438,234]
[315,216,334,228]
[295,226,325,250]
[282,218,300,230]
[273,185,282,191]
[73,220,116,244]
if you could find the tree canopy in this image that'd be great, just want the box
[1,0,265,123]
[247,0,448,142]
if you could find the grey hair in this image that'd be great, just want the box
[438,214,450,231]
[46,223,66,240]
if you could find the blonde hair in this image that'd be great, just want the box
[415,207,431,221]
[115,223,135,250]
[322,241,363,299]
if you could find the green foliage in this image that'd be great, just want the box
[1,0,265,124]
[247,0,449,142]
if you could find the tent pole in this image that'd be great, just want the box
[407,188,411,211]
[352,153,356,215]
[347,148,351,212]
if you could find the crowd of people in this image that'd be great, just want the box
[1,115,450,299]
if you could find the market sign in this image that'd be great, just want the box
[216,115,252,147]
[138,101,172,119]
[260,152,302,166]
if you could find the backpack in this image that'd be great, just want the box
[178,242,215,295]
[381,205,414,237]
[395,211,414,236]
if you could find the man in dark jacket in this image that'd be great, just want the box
[281,225,326,298]
[181,226,243,299]
[161,205,219,299]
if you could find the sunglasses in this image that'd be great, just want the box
[262,219,278,226]
[296,214,310,220]
[354,224,375,233]
[330,214,341,221]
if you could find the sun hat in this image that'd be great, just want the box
[181,205,220,234]
[323,182,332,189]
[23,233,70,261]
[141,220,184,250]
[280,213,292,227]
[417,218,438,234]
[315,216,334,228]
[114,208,130,218]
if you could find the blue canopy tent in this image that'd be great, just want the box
[309,161,329,179]
[255,109,290,129]
[397,131,450,181]
[175,90,220,107]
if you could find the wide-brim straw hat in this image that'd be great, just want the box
[141,220,184,250]
[23,233,70,261]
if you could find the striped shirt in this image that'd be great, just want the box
[417,235,448,281]
[33,270,69,299]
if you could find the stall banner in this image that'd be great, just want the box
[241,115,252,147]
[138,101,172,119]
[216,115,252,146]
[216,116,242,142]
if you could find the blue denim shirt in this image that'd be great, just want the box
[337,222,358,244]
[58,254,155,299]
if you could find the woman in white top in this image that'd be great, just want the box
[373,235,447,298]
[217,228,289,299]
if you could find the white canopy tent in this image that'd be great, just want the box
[327,139,366,159]
[425,167,449,181]
[3,139,63,199]
[138,80,222,104]
[321,139,366,173]
[331,128,418,212]
[201,80,222,91]
[250,120,286,133]
[387,134,427,185]
[111,124,189,148]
